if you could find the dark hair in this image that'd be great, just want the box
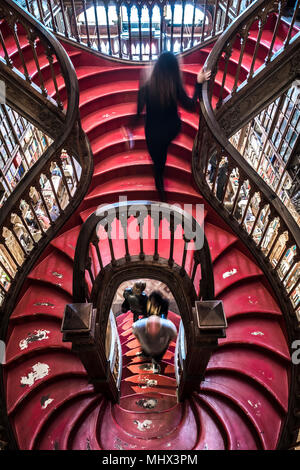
[148,291,169,316]
[134,281,146,291]
[148,52,183,108]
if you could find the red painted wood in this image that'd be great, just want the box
[199,371,285,449]
[3,15,295,449]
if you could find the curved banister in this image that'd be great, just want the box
[0,0,93,326]
[0,0,94,449]
[199,0,300,315]
[20,0,255,62]
[73,200,214,306]
[71,200,215,401]
[192,0,300,449]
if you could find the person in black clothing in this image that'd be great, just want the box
[121,281,148,323]
[131,52,211,201]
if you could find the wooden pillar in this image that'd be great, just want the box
[178,300,227,400]
[61,303,118,401]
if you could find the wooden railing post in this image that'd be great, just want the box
[177,300,227,400]
[61,303,119,401]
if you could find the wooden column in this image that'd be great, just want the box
[61,303,118,401]
[178,300,227,400]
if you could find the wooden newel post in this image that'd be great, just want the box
[61,303,117,400]
[178,300,227,400]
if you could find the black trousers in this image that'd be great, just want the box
[141,346,169,363]
[145,122,180,201]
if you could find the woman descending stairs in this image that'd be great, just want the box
[1,11,297,450]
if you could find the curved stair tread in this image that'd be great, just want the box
[204,222,237,263]
[27,250,75,296]
[85,175,202,203]
[36,395,101,450]
[93,150,191,177]
[9,284,72,323]
[69,399,104,450]
[124,362,175,378]
[11,376,94,450]
[199,372,285,449]
[50,226,81,261]
[218,316,290,359]
[192,393,258,450]
[206,348,289,411]
[6,317,69,364]
[119,392,178,413]
[99,401,198,450]
[213,247,263,295]
[217,280,282,319]
[5,351,87,414]
[112,399,183,439]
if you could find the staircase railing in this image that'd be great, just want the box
[192,0,300,449]
[211,0,300,111]
[20,0,255,61]
[0,0,93,449]
[68,200,215,401]
[0,0,93,330]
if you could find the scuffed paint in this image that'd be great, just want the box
[52,272,63,278]
[20,362,50,387]
[114,437,137,450]
[222,268,237,279]
[138,378,157,388]
[41,395,54,409]
[136,398,158,409]
[140,363,153,371]
[134,419,152,431]
[251,331,264,336]
[247,400,261,416]
[19,329,50,350]
[34,301,54,307]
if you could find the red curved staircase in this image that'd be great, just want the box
[2,13,295,450]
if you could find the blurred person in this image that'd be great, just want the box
[129,52,211,201]
[132,314,177,373]
[146,290,169,319]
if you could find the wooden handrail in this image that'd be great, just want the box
[192,0,300,449]
[21,0,255,62]
[0,0,93,325]
[71,201,215,401]
[0,0,94,450]
[73,200,214,306]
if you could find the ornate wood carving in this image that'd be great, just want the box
[217,42,300,137]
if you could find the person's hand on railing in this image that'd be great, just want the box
[197,68,211,84]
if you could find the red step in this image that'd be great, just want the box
[3,16,294,450]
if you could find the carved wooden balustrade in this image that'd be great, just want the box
[21,0,254,61]
[211,0,300,135]
[192,0,300,449]
[70,200,216,401]
[0,0,93,331]
[61,303,122,401]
